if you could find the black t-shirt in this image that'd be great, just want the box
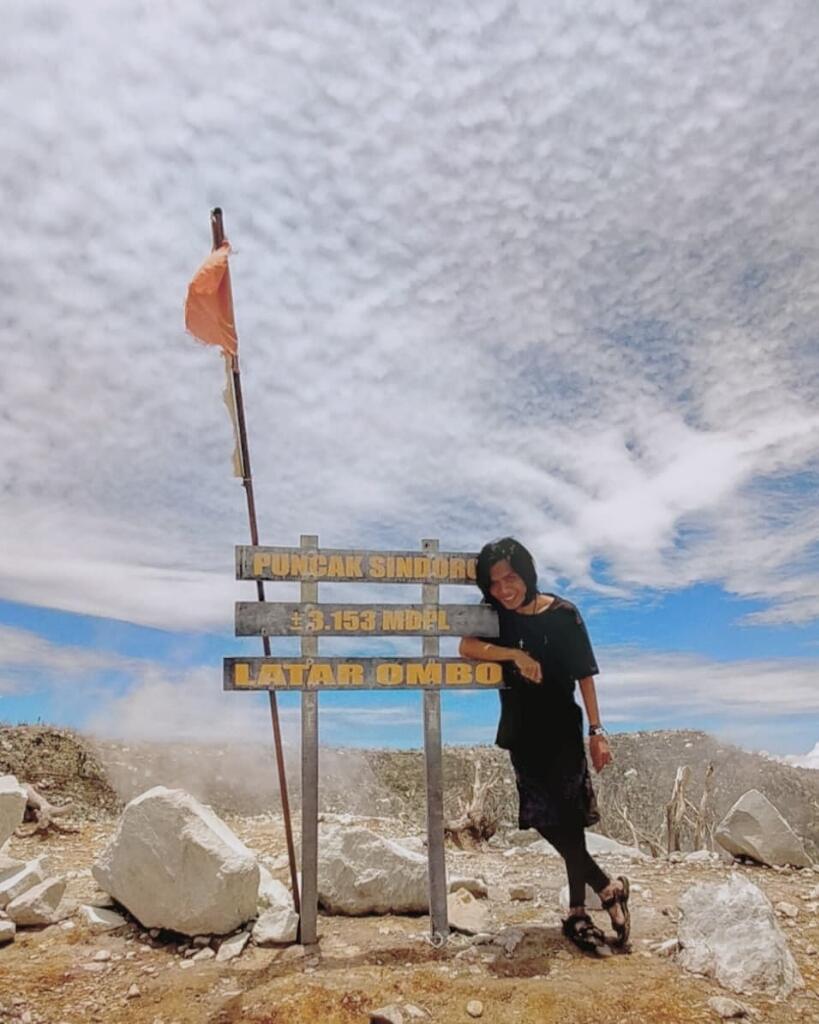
[488,595,599,752]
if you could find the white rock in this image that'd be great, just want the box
[191,947,215,962]
[6,876,66,926]
[509,884,535,901]
[586,833,650,860]
[0,858,48,909]
[403,1005,428,1020]
[447,888,489,935]
[676,875,803,997]
[714,790,811,867]
[92,787,259,936]
[526,839,561,856]
[774,901,799,919]
[0,776,27,847]
[685,850,719,863]
[559,884,603,910]
[216,931,250,962]
[466,1000,484,1018]
[78,905,128,932]
[252,905,299,945]
[653,938,679,957]
[93,949,112,961]
[0,853,26,884]
[707,995,750,1018]
[448,876,488,899]
[126,984,141,999]
[258,867,294,911]
[0,918,15,944]
[318,826,427,915]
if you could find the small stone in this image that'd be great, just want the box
[370,1005,404,1024]
[216,931,250,962]
[653,938,679,957]
[775,901,799,919]
[509,884,535,901]
[179,960,194,970]
[126,984,141,999]
[192,947,215,962]
[447,888,489,935]
[707,995,750,1018]
[93,950,112,962]
[79,905,128,933]
[0,918,16,944]
[149,928,160,938]
[192,935,211,947]
[403,1006,427,1020]
[805,945,816,955]
[466,1000,484,1018]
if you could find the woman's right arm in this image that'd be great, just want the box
[458,638,542,683]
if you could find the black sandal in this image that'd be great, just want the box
[600,875,630,947]
[561,912,612,957]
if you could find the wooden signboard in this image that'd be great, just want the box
[225,657,503,690]
[236,546,478,584]
[234,602,497,638]
[226,537,500,947]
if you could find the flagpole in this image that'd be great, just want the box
[210,207,301,920]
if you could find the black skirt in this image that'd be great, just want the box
[510,738,600,831]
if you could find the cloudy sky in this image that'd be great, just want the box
[1,0,817,764]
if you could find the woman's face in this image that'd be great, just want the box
[488,559,528,611]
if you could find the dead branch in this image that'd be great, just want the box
[695,762,716,850]
[665,765,691,854]
[613,802,664,858]
[15,783,79,836]
[445,761,500,849]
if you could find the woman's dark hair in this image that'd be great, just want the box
[476,537,538,608]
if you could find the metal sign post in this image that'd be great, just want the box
[227,541,502,945]
[300,534,319,946]
[421,538,448,941]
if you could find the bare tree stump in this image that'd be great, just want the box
[445,761,499,848]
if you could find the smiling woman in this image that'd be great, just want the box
[459,537,630,956]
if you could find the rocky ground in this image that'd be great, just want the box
[1,725,818,1023]
[1,812,818,1024]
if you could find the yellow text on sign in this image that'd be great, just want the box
[231,660,502,689]
[290,608,453,632]
[250,552,476,582]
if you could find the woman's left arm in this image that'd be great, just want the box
[578,675,612,773]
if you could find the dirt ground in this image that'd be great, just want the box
[1,817,818,1024]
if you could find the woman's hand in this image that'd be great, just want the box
[512,649,542,683]
[589,734,612,773]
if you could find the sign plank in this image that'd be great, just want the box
[236,546,479,584]
[235,602,498,637]
[223,657,504,691]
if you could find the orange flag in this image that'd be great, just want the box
[184,242,238,356]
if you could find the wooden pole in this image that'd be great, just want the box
[209,207,301,918]
[421,538,449,943]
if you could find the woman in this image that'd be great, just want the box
[459,537,630,955]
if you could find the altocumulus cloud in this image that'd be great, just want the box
[0,1,818,634]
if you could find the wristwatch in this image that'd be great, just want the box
[588,724,607,737]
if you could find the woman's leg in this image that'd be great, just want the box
[539,825,605,911]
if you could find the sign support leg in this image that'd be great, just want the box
[299,534,319,945]
[422,538,448,943]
